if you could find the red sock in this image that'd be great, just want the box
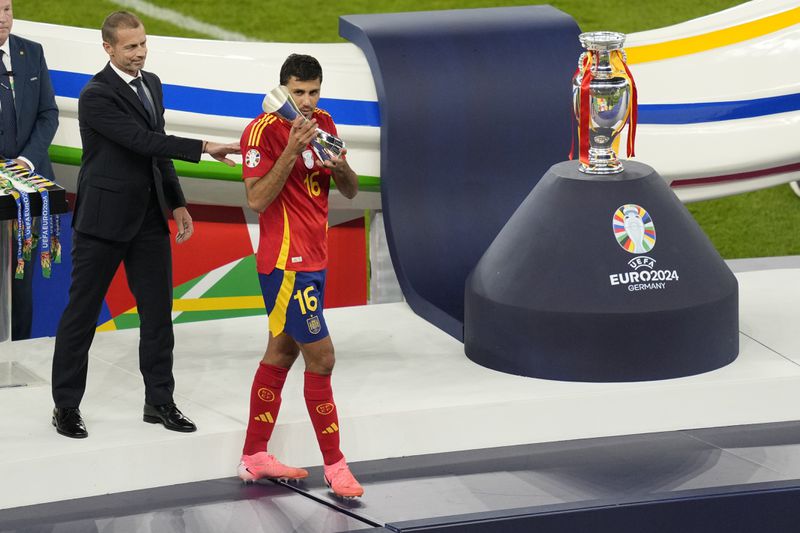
[242,363,288,456]
[304,371,344,465]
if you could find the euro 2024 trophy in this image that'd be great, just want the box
[262,85,346,162]
[463,30,739,383]
[572,31,637,175]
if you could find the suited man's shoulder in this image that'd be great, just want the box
[81,65,162,99]
[79,66,116,99]
[79,78,108,101]
[9,33,44,55]
[141,69,162,88]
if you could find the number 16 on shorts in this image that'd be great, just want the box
[259,269,329,343]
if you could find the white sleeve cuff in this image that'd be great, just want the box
[17,156,35,172]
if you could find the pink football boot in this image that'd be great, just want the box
[238,452,309,482]
[323,457,364,498]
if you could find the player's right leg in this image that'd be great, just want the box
[238,270,309,482]
[239,333,309,482]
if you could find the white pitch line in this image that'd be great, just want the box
[111,0,252,41]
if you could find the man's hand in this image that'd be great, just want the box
[13,158,30,171]
[323,149,358,199]
[287,116,317,157]
[204,141,241,167]
[322,149,352,175]
[173,206,194,244]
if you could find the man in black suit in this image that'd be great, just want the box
[0,0,59,341]
[51,11,239,439]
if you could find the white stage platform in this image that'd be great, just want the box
[1,267,800,510]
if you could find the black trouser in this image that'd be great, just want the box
[52,199,175,408]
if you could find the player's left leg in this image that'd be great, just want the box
[275,269,363,497]
[299,336,364,498]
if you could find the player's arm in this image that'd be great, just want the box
[324,150,359,199]
[244,117,317,212]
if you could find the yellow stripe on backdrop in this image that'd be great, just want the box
[95,296,266,331]
[96,321,117,332]
[120,296,266,314]
[626,6,800,64]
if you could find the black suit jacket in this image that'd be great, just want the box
[73,63,202,241]
[7,34,58,179]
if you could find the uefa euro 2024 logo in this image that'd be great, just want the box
[612,204,656,254]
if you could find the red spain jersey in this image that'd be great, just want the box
[241,109,337,274]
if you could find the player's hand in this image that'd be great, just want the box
[288,116,317,156]
[173,206,194,244]
[204,141,240,167]
[322,149,350,174]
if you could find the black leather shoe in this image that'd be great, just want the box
[143,402,197,432]
[52,407,88,439]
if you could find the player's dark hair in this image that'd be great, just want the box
[102,11,142,45]
[280,54,323,85]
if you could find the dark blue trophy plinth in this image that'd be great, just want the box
[464,160,739,382]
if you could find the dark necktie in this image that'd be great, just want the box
[0,49,17,157]
[130,77,155,125]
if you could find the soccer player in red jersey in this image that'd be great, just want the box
[237,54,363,498]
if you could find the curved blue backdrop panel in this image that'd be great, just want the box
[340,7,581,340]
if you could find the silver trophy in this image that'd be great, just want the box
[262,85,345,162]
[572,31,634,175]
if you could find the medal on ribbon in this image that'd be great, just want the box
[0,160,62,278]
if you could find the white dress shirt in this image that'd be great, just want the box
[108,61,156,113]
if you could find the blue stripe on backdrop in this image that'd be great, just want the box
[49,70,381,127]
[638,93,800,124]
[49,70,799,127]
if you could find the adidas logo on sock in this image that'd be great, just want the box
[321,423,339,435]
[254,411,274,423]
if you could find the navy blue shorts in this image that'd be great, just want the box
[259,268,329,344]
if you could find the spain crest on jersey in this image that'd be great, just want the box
[307,315,322,335]
[302,149,315,169]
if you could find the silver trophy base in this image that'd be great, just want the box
[579,161,624,175]
[579,147,624,175]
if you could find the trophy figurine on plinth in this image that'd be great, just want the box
[572,31,638,175]
[262,85,346,162]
